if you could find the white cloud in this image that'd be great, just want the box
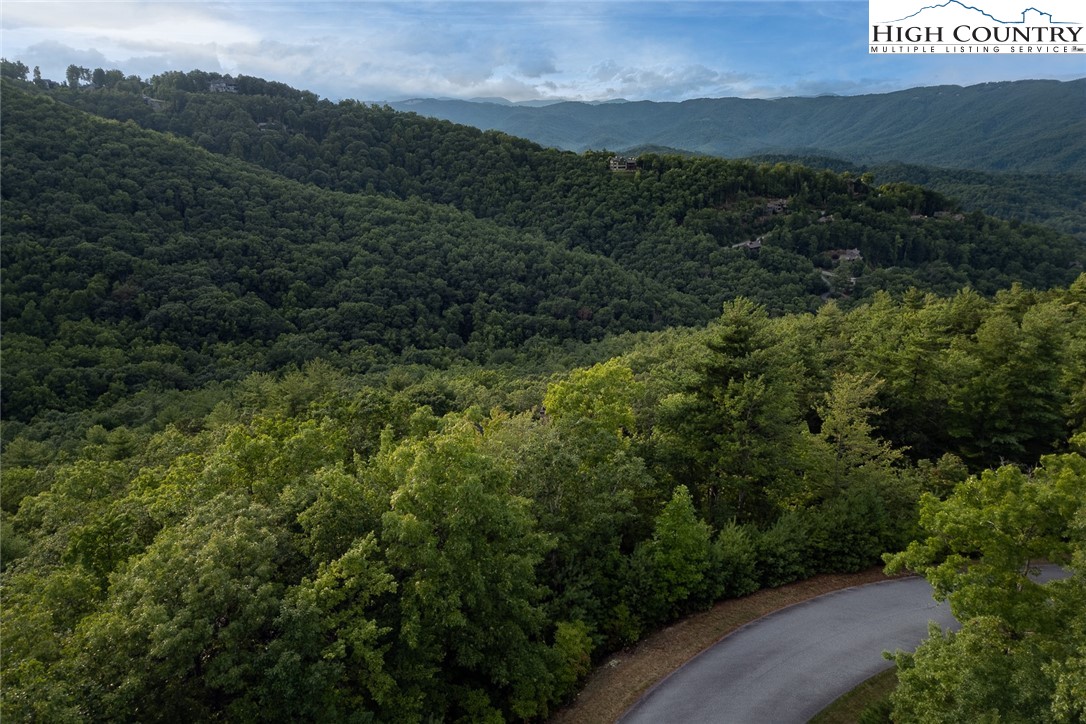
[4,1,258,45]
[2,0,1078,103]
[2,1,259,81]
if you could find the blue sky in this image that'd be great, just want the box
[2,1,1082,101]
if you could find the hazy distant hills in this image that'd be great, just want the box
[390,79,1086,174]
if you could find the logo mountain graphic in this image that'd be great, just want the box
[885,0,1075,24]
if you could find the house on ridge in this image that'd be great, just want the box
[732,237,763,251]
[827,248,863,263]
[209,77,238,93]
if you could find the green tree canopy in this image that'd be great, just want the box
[885,438,1086,722]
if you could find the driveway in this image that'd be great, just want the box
[620,566,1066,723]
[620,576,955,723]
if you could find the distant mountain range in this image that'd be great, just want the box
[389,79,1086,174]
[397,96,631,108]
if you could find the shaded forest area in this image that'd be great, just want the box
[2,67,1085,723]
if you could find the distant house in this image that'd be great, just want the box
[827,248,863,263]
[765,198,789,214]
[732,237,763,251]
[934,211,965,221]
[209,78,238,93]
[609,156,638,172]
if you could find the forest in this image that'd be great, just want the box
[1,65,1084,723]
[747,154,1086,245]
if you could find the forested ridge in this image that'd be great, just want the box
[2,67,1085,723]
[748,154,1086,244]
[1,81,700,427]
[44,74,1085,284]
[4,76,1084,434]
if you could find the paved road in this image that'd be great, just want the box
[620,567,1065,723]
[619,576,955,724]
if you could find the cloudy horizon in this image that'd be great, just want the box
[2,1,1083,103]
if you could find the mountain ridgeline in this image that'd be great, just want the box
[2,75,1085,431]
[388,79,1086,174]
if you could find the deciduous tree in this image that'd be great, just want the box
[885,439,1086,722]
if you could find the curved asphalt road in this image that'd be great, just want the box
[620,567,1064,724]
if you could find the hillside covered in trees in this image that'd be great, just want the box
[746,154,1086,245]
[3,75,1084,437]
[2,67,1085,723]
[5,282,1084,722]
